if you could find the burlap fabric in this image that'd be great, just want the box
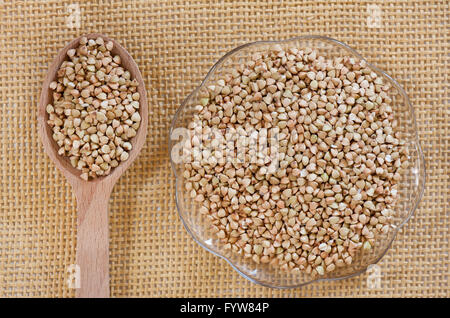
[0,0,448,297]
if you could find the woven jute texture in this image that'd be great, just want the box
[0,0,448,297]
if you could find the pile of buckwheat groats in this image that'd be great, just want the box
[46,36,141,180]
[182,45,408,276]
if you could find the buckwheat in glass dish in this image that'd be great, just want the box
[169,36,425,288]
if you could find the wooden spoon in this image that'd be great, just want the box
[37,34,148,298]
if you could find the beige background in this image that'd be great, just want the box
[0,0,448,297]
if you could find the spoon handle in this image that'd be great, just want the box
[74,182,113,298]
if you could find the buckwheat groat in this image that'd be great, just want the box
[183,45,408,276]
[46,36,141,180]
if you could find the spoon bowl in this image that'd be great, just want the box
[38,33,148,297]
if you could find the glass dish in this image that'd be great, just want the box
[169,35,425,288]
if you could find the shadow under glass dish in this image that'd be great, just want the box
[169,35,425,288]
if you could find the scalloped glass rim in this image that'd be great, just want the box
[169,35,426,288]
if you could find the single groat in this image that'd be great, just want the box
[46,36,141,180]
[183,46,408,276]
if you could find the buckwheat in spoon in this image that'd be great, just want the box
[38,34,148,297]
